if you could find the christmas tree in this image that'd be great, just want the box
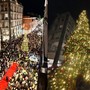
[49,10,90,90]
[21,34,29,52]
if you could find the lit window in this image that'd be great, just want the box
[5,13,8,19]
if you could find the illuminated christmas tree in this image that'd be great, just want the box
[49,10,90,90]
[21,34,29,52]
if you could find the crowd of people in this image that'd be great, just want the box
[7,59,38,90]
[0,59,8,80]
[0,25,43,89]
[27,30,42,53]
[0,35,24,80]
[2,35,24,60]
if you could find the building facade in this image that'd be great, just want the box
[48,12,76,66]
[0,0,23,42]
[23,16,37,32]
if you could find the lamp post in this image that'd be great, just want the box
[37,0,48,90]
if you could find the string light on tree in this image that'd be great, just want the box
[49,10,90,90]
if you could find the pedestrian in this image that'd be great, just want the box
[6,76,9,82]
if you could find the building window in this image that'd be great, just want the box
[14,6,16,12]
[12,5,14,11]
[4,4,8,11]
[11,21,13,26]
[13,5,15,12]
[17,21,18,25]
[5,13,8,19]
[4,21,9,27]
[5,30,9,35]
[10,4,12,11]
[2,14,4,19]
[15,14,16,19]
[1,5,3,11]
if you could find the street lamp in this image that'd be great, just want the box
[37,0,48,90]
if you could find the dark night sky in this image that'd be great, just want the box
[49,0,90,27]
[18,0,45,17]
[17,0,90,27]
